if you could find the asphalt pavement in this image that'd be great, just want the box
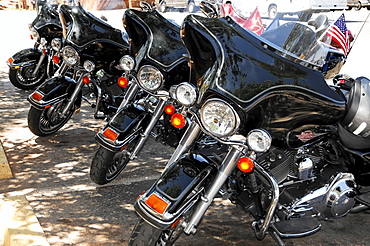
[0,8,370,246]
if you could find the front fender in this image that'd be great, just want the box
[134,153,217,229]
[27,76,79,109]
[95,104,151,151]
[7,48,41,69]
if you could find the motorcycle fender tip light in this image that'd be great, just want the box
[171,113,186,129]
[164,104,175,115]
[237,157,255,173]
[117,77,129,88]
[82,76,90,84]
[52,56,60,64]
[145,193,169,214]
[31,91,43,101]
[7,58,14,64]
[102,128,119,141]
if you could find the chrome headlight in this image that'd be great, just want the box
[83,60,95,72]
[247,129,272,152]
[200,99,240,138]
[137,65,163,91]
[51,38,62,51]
[175,82,197,106]
[119,55,135,71]
[30,27,40,41]
[62,46,79,66]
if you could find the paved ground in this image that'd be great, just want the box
[0,8,370,246]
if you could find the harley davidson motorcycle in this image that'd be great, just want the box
[27,1,130,136]
[6,0,65,90]
[129,10,370,246]
[90,3,194,185]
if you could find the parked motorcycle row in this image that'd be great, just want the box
[5,0,370,245]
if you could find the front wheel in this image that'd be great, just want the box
[8,60,47,90]
[90,138,138,185]
[128,218,183,246]
[187,0,195,12]
[27,100,75,136]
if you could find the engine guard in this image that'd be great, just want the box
[95,104,151,152]
[7,48,41,69]
[134,153,217,230]
[27,76,80,110]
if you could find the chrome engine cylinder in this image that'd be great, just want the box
[290,172,357,219]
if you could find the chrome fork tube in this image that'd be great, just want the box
[129,98,167,159]
[183,146,242,234]
[32,51,46,76]
[164,121,201,170]
[61,74,85,116]
[54,62,69,77]
[117,82,140,111]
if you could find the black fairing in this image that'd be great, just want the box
[31,0,63,40]
[59,4,129,72]
[181,15,346,145]
[123,9,189,90]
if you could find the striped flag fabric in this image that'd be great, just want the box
[326,14,350,56]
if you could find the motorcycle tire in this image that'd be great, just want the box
[27,101,75,136]
[128,218,183,246]
[90,138,138,185]
[8,60,47,90]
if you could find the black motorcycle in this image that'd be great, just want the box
[129,12,370,246]
[6,0,65,90]
[27,1,130,136]
[89,3,192,185]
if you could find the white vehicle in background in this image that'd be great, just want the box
[234,0,347,20]
[347,0,370,10]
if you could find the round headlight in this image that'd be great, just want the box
[51,38,62,51]
[137,65,163,91]
[247,129,272,153]
[119,55,135,71]
[200,99,240,138]
[83,60,95,72]
[62,46,79,66]
[30,27,40,41]
[175,82,197,106]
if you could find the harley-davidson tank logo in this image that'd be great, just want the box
[296,130,325,142]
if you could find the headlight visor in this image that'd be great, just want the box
[200,99,240,138]
[137,65,163,91]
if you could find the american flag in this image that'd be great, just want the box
[326,14,350,56]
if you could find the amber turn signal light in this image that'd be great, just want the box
[8,58,13,64]
[164,104,175,115]
[117,77,129,87]
[102,128,119,141]
[145,193,169,214]
[237,157,255,173]
[52,56,60,64]
[82,76,90,84]
[171,113,186,129]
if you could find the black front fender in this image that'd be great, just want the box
[7,48,42,69]
[95,104,151,151]
[27,76,79,109]
[134,153,217,229]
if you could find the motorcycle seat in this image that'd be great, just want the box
[338,124,370,150]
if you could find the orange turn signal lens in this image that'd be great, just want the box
[237,157,255,173]
[145,193,169,214]
[8,58,14,64]
[82,76,90,84]
[164,104,175,115]
[117,77,129,87]
[171,113,186,129]
[31,92,43,101]
[42,49,47,54]
[52,56,60,64]
[102,128,119,141]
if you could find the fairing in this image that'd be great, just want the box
[31,0,63,39]
[181,15,346,141]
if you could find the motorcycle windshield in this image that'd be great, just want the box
[32,0,66,30]
[181,13,348,106]
[123,9,188,67]
[59,3,127,48]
